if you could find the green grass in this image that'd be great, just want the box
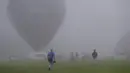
[0,60,130,73]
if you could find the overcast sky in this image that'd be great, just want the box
[0,0,32,60]
[46,0,126,58]
[0,0,128,60]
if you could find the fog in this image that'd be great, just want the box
[115,0,130,59]
[0,0,129,60]
[46,0,126,58]
[7,0,65,52]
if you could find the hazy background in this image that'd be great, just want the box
[0,0,32,60]
[0,0,128,60]
[46,0,126,58]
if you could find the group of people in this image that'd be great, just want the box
[47,49,98,71]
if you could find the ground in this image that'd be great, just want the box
[0,60,130,73]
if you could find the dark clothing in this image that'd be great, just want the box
[47,51,55,64]
[47,52,55,60]
[92,52,98,59]
[47,51,55,71]
[48,58,53,64]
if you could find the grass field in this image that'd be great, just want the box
[0,60,130,73]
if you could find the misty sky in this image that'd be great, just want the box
[46,0,126,58]
[0,0,32,60]
[0,0,128,60]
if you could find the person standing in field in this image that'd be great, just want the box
[92,49,98,60]
[76,52,79,58]
[47,49,56,71]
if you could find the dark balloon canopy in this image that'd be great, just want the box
[7,0,65,51]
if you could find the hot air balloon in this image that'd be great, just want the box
[115,32,130,59]
[7,0,65,51]
[115,0,130,59]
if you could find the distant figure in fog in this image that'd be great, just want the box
[92,49,98,60]
[47,49,56,71]
[76,52,79,58]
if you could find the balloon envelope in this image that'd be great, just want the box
[7,0,65,51]
[115,32,130,58]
